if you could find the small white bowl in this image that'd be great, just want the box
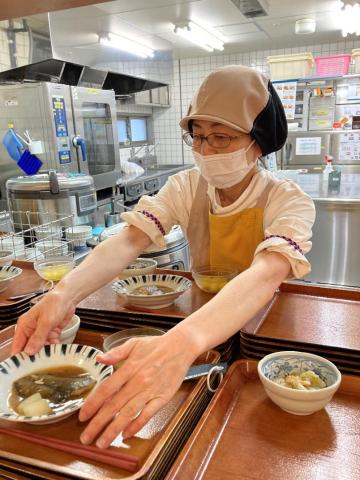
[112,273,192,309]
[258,351,342,416]
[0,266,22,293]
[65,226,92,249]
[35,240,68,257]
[59,315,81,344]
[15,248,44,262]
[35,225,62,241]
[117,258,157,280]
[0,236,25,256]
[0,250,14,267]
[0,344,113,425]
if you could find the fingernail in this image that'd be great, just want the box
[80,434,90,445]
[24,347,35,355]
[96,438,106,449]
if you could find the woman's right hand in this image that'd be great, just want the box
[11,291,75,355]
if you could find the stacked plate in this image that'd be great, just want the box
[76,307,237,363]
[239,332,360,376]
[238,282,360,376]
[0,329,220,480]
[0,298,31,327]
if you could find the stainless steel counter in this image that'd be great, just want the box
[292,172,360,288]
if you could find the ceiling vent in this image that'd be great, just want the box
[231,0,269,18]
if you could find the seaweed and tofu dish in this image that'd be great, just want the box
[10,366,96,416]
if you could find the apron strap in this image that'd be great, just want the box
[187,175,210,269]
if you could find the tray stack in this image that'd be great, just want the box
[74,271,237,363]
[0,325,221,480]
[166,359,360,480]
[239,282,360,376]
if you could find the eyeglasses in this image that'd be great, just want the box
[182,132,243,149]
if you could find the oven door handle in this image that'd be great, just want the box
[72,135,87,162]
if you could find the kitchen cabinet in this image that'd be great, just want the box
[134,86,170,107]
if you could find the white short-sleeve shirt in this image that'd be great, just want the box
[121,167,316,279]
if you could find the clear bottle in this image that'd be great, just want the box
[322,155,334,196]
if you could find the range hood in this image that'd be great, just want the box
[0,59,167,95]
[0,7,173,94]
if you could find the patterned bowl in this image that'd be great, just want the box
[0,265,22,293]
[112,273,192,309]
[257,351,342,415]
[0,344,113,425]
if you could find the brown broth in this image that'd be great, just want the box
[9,365,95,415]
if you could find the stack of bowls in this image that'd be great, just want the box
[15,248,44,262]
[0,236,25,258]
[34,240,68,257]
[0,250,14,267]
[34,225,63,241]
[65,226,92,250]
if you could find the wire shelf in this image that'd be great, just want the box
[0,210,77,262]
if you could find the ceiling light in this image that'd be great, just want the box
[99,33,154,58]
[295,18,316,34]
[173,21,225,52]
[339,1,360,37]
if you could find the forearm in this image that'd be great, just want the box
[172,251,291,356]
[55,226,152,305]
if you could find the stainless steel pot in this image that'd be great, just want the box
[6,171,97,226]
[99,223,190,270]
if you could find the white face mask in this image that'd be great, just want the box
[192,140,256,189]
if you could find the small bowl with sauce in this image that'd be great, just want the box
[34,256,75,282]
[112,273,192,309]
[258,351,342,415]
[0,344,113,424]
[192,265,237,294]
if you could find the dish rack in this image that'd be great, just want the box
[0,210,76,261]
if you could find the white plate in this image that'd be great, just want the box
[0,344,113,424]
[112,273,192,309]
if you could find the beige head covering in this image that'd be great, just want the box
[179,64,287,155]
[179,65,269,133]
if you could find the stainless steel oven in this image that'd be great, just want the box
[0,82,121,205]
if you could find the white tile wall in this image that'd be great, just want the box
[153,38,360,166]
[0,20,30,72]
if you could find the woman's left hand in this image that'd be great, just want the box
[79,330,199,449]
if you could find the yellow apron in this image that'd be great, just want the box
[187,173,276,271]
[209,207,263,272]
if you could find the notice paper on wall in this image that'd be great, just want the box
[338,132,360,161]
[273,81,297,120]
[295,137,322,156]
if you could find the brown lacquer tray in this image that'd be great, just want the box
[166,359,360,480]
[76,269,214,319]
[0,326,220,480]
[0,261,44,307]
[241,282,360,353]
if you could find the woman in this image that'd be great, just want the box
[11,65,315,449]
